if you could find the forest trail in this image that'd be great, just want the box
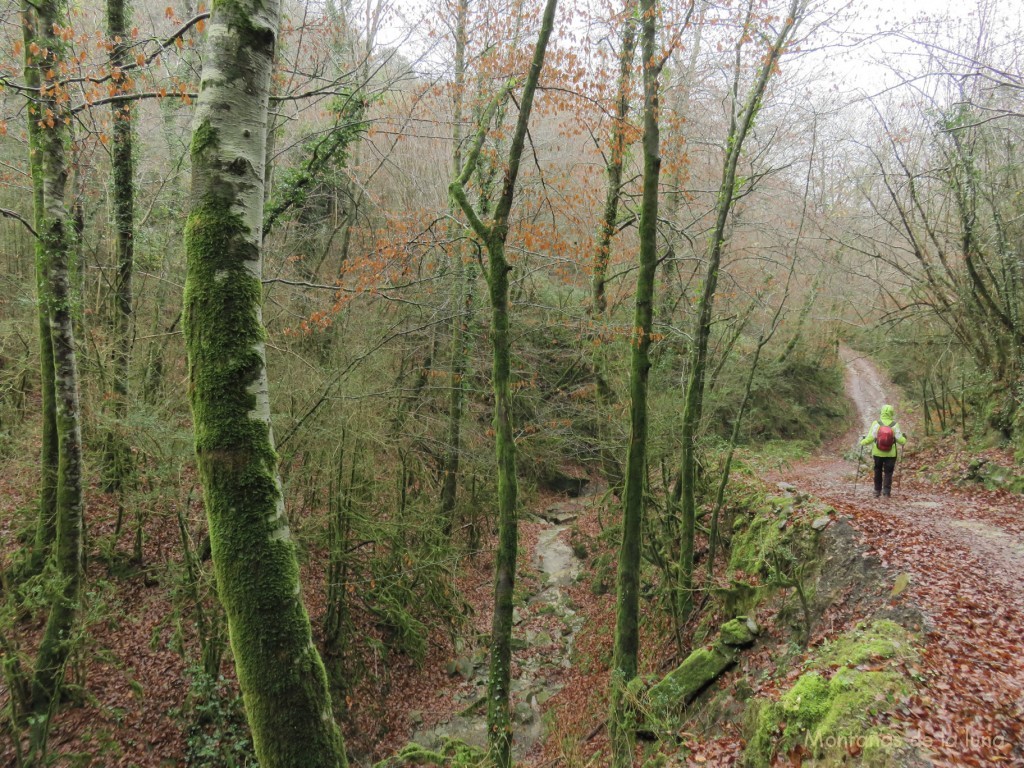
[780,348,1024,766]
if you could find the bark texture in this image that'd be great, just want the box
[448,0,559,761]
[608,0,659,761]
[591,2,637,315]
[20,6,59,579]
[182,0,347,765]
[104,0,135,496]
[28,0,85,715]
[439,0,472,530]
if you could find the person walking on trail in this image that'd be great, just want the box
[859,404,907,498]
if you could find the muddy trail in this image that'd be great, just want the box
[779,349,1024,766]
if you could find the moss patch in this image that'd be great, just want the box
[743,621,919,767]
[719,617,759,648]
[373,738,487,767]
[647,646,736,720]
[813,619,918,670]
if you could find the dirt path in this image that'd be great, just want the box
[784,349,1024,766]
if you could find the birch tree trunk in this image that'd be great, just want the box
[182,0,347,764]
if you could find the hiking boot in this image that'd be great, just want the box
[874,490,881,498]
[882,489,891,497]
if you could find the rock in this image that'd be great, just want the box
[409,710,424,726]
[538,503,579,524]
[811,515,832,531]
[453,657,474,679]
[445,660,458,677]
[513,701,535,724]
[512,607,524,625]
[719,617,759,648]
[777,482,797,493]
[539,471,589,497]
[533,631,553,646]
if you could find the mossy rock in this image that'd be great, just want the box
[374,737,487,767]
[713,579,764,616]
[744,622,919,767]
[719,617,759,648]
[813,620,918,670]
[729,510,784,575]
[780,671,832,725]
[729,503,817,579]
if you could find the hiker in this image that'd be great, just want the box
[859,404,907,497]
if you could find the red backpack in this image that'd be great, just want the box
[875,424,896,451]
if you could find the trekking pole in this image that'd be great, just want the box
[896,445,903,495]
[853,444,864,495]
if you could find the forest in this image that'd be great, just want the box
[0,0,1022,764]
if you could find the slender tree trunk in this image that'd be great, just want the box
[103,0,135,513]
[707,333,767,576]
[440,0,472,532]
[28,0,85,715]
[20,7,59,579]
[676,0,802,623]
[448,0,558,760]
[182,0,347,764]
[608,0,659,761]
[591,3,637,315]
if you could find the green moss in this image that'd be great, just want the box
[744,622,919,767]
[713,579,763,616]
[647,646,735,718]
[190,120,218,159]
[719,617,758,648]
[813,620,917,670]
[185,120,345,766]
[374,738,487,767]
[780,671,831,724]
[729,510,782,575]
[743,699,784,767]
[814,668,908,761]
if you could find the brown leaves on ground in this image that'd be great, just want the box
[783,443,1024,767]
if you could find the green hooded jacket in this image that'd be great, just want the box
[859,404,907,458]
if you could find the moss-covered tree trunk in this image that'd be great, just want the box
[103,0,135,500]
[182,0,347,765]
[608,0,659,760]
[448,0,558,761]
[591,1,637,316]
[28,0,85,715]
[676,0,803,622]
[20,5,59,579]
[439,0,472,531]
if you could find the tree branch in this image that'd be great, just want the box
[0,208,38,238]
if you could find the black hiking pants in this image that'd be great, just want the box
[873,456,897,496]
